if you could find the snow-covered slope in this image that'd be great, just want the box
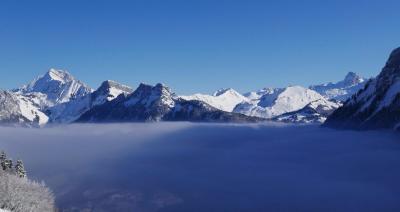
[325,47,400,130]
[77,83,261,123]
[234,86,326,118]
[180,88,248,112]
[243,87,282,102]
[0,91,48,126]
[274,98,341,123]
[15,68,92,107]
[48,80,133,123]
[310,72,366,101]
[91,80,133,106]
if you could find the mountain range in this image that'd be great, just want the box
[0,67,367,127]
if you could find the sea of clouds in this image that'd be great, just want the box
[0,123,399,211]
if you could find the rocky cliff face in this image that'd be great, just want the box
[324,47,400,130]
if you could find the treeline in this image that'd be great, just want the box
[0,151,55,212]
[1,152,26,178]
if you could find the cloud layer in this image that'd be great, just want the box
[0,123,399,211]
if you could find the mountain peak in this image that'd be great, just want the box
[45,68,73,83]
[17,69,92,107]
[131,83,174,100]
[213,88,237,96]
[154,83,174,95]
[123,82,175,112]
[343,72,364,85]
[309,71,366,101]
[98,80,132,93]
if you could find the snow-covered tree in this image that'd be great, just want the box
[0,171,55,211]
[0,152,6,171]
[0,151,55,211]
[0,151,5,162]
[14,160,26,178]
[5,159,12,171]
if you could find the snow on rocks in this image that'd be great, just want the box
[234,86,329,119]
[15,68,92,107]
[309,72,366,101]
[180,88,248,112]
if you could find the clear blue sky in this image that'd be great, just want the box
[0,0,399,94]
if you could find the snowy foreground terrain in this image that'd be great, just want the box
[0,123,399,211]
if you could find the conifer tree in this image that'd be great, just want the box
[5,159,13,171]
[0,151,6,171]
[0,151,5,162]
[15,159,27,178]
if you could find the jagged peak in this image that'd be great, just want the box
[132,83,174,97]
[44,68,74,83]
[97,80,132,93]
[154,83,171,90]
[343,72,364,85]
[344,72,358,80]
[135,82,168,89]
[124,82,175,108]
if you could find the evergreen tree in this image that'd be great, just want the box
[5,159,13,171]
[15,159,26,178]
[0,151,6,171]
[0,151,55,211]
[0,151,5,162]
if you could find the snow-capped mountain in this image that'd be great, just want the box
[243,87,282,102]
[0,91,48,127]
[310,72,366,101]
[180,88,248,112]
[325,47,400,130]
[274,98,341,123]
[48,80,133,123]
[15,69,92,107]
[0,67,376,127]
[234,86,327,119]
[91,80,133,105]
[77,83,261,123]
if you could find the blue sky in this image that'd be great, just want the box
[0,0,399,94]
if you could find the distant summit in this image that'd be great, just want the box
[93,80,133,105]
[213,88,237,96]
[234,86,327,118]
[343,72,365,86]
[180,88,248,112]
[16,68,92,107]
[309,72,366,101]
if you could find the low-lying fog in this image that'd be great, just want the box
[0,123,400,212]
